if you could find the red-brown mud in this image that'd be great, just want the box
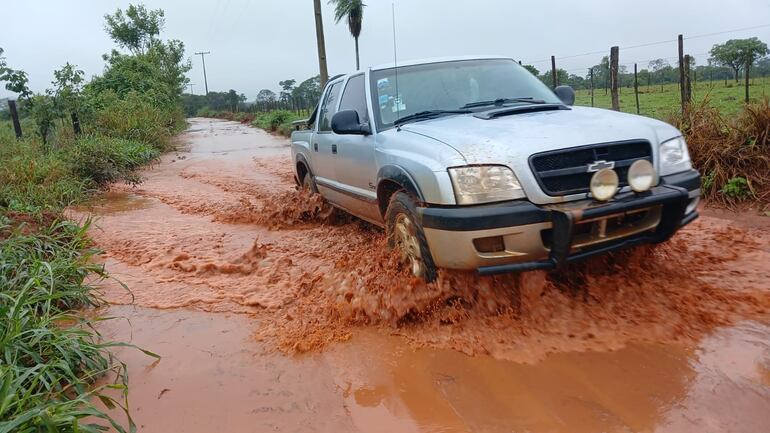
[76,118,770,431]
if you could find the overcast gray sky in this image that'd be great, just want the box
[2,0,769,100]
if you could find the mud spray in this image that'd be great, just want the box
[77,119,770,364]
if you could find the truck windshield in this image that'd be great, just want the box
[370,58,562,130]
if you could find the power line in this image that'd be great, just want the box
[194,52,211,96]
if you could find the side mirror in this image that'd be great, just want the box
[554,85,575,106]
[332,110,371,135]
[553,86,575,105]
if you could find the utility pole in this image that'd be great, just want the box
[187,83,196,95]
[313,0,329,88]
[551,56,557,88]
[195,51,211,96]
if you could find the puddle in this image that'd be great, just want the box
[97,305,770,433]
[74,191,154,214]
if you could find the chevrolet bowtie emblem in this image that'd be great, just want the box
[587,160,615,172]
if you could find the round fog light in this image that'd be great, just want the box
[590,168,619,201]
[627,159,656,192]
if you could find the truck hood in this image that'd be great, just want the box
[401,106,680,165]
[399,105,683,205]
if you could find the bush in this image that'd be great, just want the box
[250,110,301,136]
[64,136,160,186]
[0,136,87,212]
[669,97,770,206]
[86,90,182,150]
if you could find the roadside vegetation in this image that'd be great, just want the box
[0,3,187,431]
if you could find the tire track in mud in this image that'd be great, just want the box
[80,119,770,363]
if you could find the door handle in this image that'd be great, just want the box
[313,142,318,152]
[331,144,337,154]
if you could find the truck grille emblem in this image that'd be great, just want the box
[586,160,615,172]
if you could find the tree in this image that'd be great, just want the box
[51,63,85,134]
[256,89,277,103]
[709,38,769,82]
[104,4,165,55]
[279,79,296,102]
[51,63,85,113]
[521,64,539,76]
[328,0,366,70]
[292,75,321,107]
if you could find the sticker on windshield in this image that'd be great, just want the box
[392,96,406,113]
[377,78,389,89]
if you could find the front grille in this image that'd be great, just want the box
[529,140,652,196]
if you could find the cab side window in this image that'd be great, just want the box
[318,81,343,132]
[339,75,369,124]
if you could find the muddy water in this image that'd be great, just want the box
[78,118,770,432]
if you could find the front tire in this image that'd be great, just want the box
[301,172,318,194]
[385,192,438,282]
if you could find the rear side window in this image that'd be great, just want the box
[318,81,343,132]
[339,75,369,124]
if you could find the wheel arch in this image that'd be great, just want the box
[295,153,313,185]
[376,165,425,217]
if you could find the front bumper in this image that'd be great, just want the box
[417,169,700,274]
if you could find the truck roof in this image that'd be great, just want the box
[367,55,514,73]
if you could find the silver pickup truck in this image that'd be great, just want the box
[291,56,700,281]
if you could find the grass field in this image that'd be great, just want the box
[574,77,770,119]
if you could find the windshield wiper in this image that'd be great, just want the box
[393,109,472,127]
[461,97,547,109]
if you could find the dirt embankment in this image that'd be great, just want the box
[79,119,770,364]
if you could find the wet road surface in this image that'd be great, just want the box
[76,118,770,432]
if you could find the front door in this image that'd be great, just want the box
[311,79,344,201]
[332,74,380,222]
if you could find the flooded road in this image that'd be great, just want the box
[78,118,770,432]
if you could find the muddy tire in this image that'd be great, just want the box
[301,172,318,194]
[385,191,438,282]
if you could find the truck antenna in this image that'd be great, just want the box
[392,2,401,121]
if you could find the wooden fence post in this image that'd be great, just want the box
[678,34,686,114]
[589,68,594,107]
[745,57,751,102]
[71,112,81,135]
[684,55,691,102]
[551,56,557,88]
[610,46,619,111]
[634,63,640,114]
[8,100,22,139]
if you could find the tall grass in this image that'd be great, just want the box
[0,217,158,432]
[669,97,770,207]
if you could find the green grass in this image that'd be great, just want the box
[251,110,303,136]
[0,216,159,433]
[0,102,171,430]
[574,77,770,119]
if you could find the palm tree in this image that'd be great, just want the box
[328,0,366,70]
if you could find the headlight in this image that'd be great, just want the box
[448,165,525,205]
[590,168,619,201]
[659,136,692,176]
[627,159,657,192]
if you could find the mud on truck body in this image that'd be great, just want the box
[291,56,700,282]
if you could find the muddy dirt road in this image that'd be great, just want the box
[79,118,770,432]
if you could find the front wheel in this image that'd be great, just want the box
[301,172,318,194]
[385,192,438,282]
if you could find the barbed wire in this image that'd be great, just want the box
[522,23,770,65]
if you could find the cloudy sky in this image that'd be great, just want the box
[1,0,769,100]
